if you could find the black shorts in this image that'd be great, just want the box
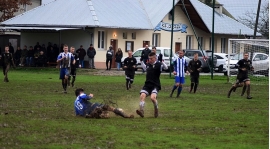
[125,74,134,80]
[70,68,76,76]
[140,85,159,96]
[236,77,250,84]
[190,75,199,84]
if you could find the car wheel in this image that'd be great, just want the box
[218,65,223,72]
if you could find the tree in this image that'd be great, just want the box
[238,2,269,39]
[0,0,32,22]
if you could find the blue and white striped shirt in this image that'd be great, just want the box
[174,57,188,77]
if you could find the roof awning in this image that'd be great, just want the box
[0,26,80,31]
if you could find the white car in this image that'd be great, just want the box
[214,53,228,72]
[223,52,269,76]
[121,47,173,71]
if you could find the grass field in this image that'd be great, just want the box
[0,68,269,149]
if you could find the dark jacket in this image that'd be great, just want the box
[141,48,151,60]
[14,50,21,60]
[76,48,86,60]
[27,50,35,57]
[87,47,96,58]
[106,49,114,60]
[115,52,123,63]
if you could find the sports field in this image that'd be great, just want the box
[0,68,268,149]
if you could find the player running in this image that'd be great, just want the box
[1,45,15,82]
[69,46,80,87]
[136,52,168,118]
[169,50,188,98]
[187,53,202,93]
[57,44,75,93]
[123,50,137,90]
[227,52,254,99]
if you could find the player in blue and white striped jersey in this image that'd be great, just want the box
[170,50,189,98]
[57,44,75,93]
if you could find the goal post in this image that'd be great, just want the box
[226,39,269,85]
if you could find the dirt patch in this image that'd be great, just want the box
[78,68,126,76]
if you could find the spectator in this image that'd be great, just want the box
[36,51,47,67]
[47,42,52,55]
[8,42,14,54]
[115,48,123,71]
[48,46,55,62]
[53,44,59,58]
[41,44,46,53]
[20,45,28,66]
[76,45,86,68]
[34,42,41,52]
[140,45,151,73]
[33,47,41,66]
[87,44,96,69]
[106,45,114,70]
[14,46,22,66]
[26,46,34,66]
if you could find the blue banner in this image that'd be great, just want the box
[154,22,188,33]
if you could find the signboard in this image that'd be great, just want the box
[154,22,188,33]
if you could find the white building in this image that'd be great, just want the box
[0,0,258,68]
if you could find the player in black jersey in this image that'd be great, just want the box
[69,46,80,87]
[136,52,168,118]
[123,50,137,90]
[187,53,202,93]
[1,45,15,82]
[227,52,254,99]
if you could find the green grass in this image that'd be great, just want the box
[0,68,268,149]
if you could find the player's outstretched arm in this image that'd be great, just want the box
[161,61,168,70]
[141,61,146,71]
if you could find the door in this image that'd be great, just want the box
[143,41,150,48]
[110,39,118,68]
[175,42,182,53]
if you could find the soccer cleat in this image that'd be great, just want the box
[154,107,158,118]
[169,91,174,97]
[63,90,67,94]
[136,110,144,118]
[71,83,74,87]
[247,96,252,99]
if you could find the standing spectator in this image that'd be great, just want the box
[106,45,114,70]
[41,44,46,53]
[34,42,41,52]
[123,50,137,90]
[115,48,123,71]
[151,47,163,62]
[8,42,14,54]
[87,44,96,69]
[48,46,55,62]
[36,51,47,67]
[33,47,41,67]
[187,53,202,93]
[76,45,86,68]
[47,42,53,53]
[169,50,188,98]
[20,45,28,66]
[14,46,22,66]
[53,44,59,58]
[1,45,15,82]
[140,45,151,73]
[26,46,34,66]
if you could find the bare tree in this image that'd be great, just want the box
[0,0,32,22]
[238,2,269,39]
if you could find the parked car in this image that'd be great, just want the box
[223,52,269,76]
[184,49,217,73]
[214,53,228,72]
[121,47,173,71]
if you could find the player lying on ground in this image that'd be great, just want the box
[227,52,254,99]
[136,52,168,118]
[74,88,134,118]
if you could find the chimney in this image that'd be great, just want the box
[214,4,223,14]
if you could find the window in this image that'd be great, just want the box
[215,55,223,59]
[125,41,134,52]
[132,32,136,39]
[186,35,192,49]
[98,31,105,49]
[164,49,170,57]
[152,33,160,47]
[123,32,127,39]
[221,38,226,53]
[198,37,203,49]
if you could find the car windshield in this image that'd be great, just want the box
[133,50,142,57]
[231,54,243,60]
